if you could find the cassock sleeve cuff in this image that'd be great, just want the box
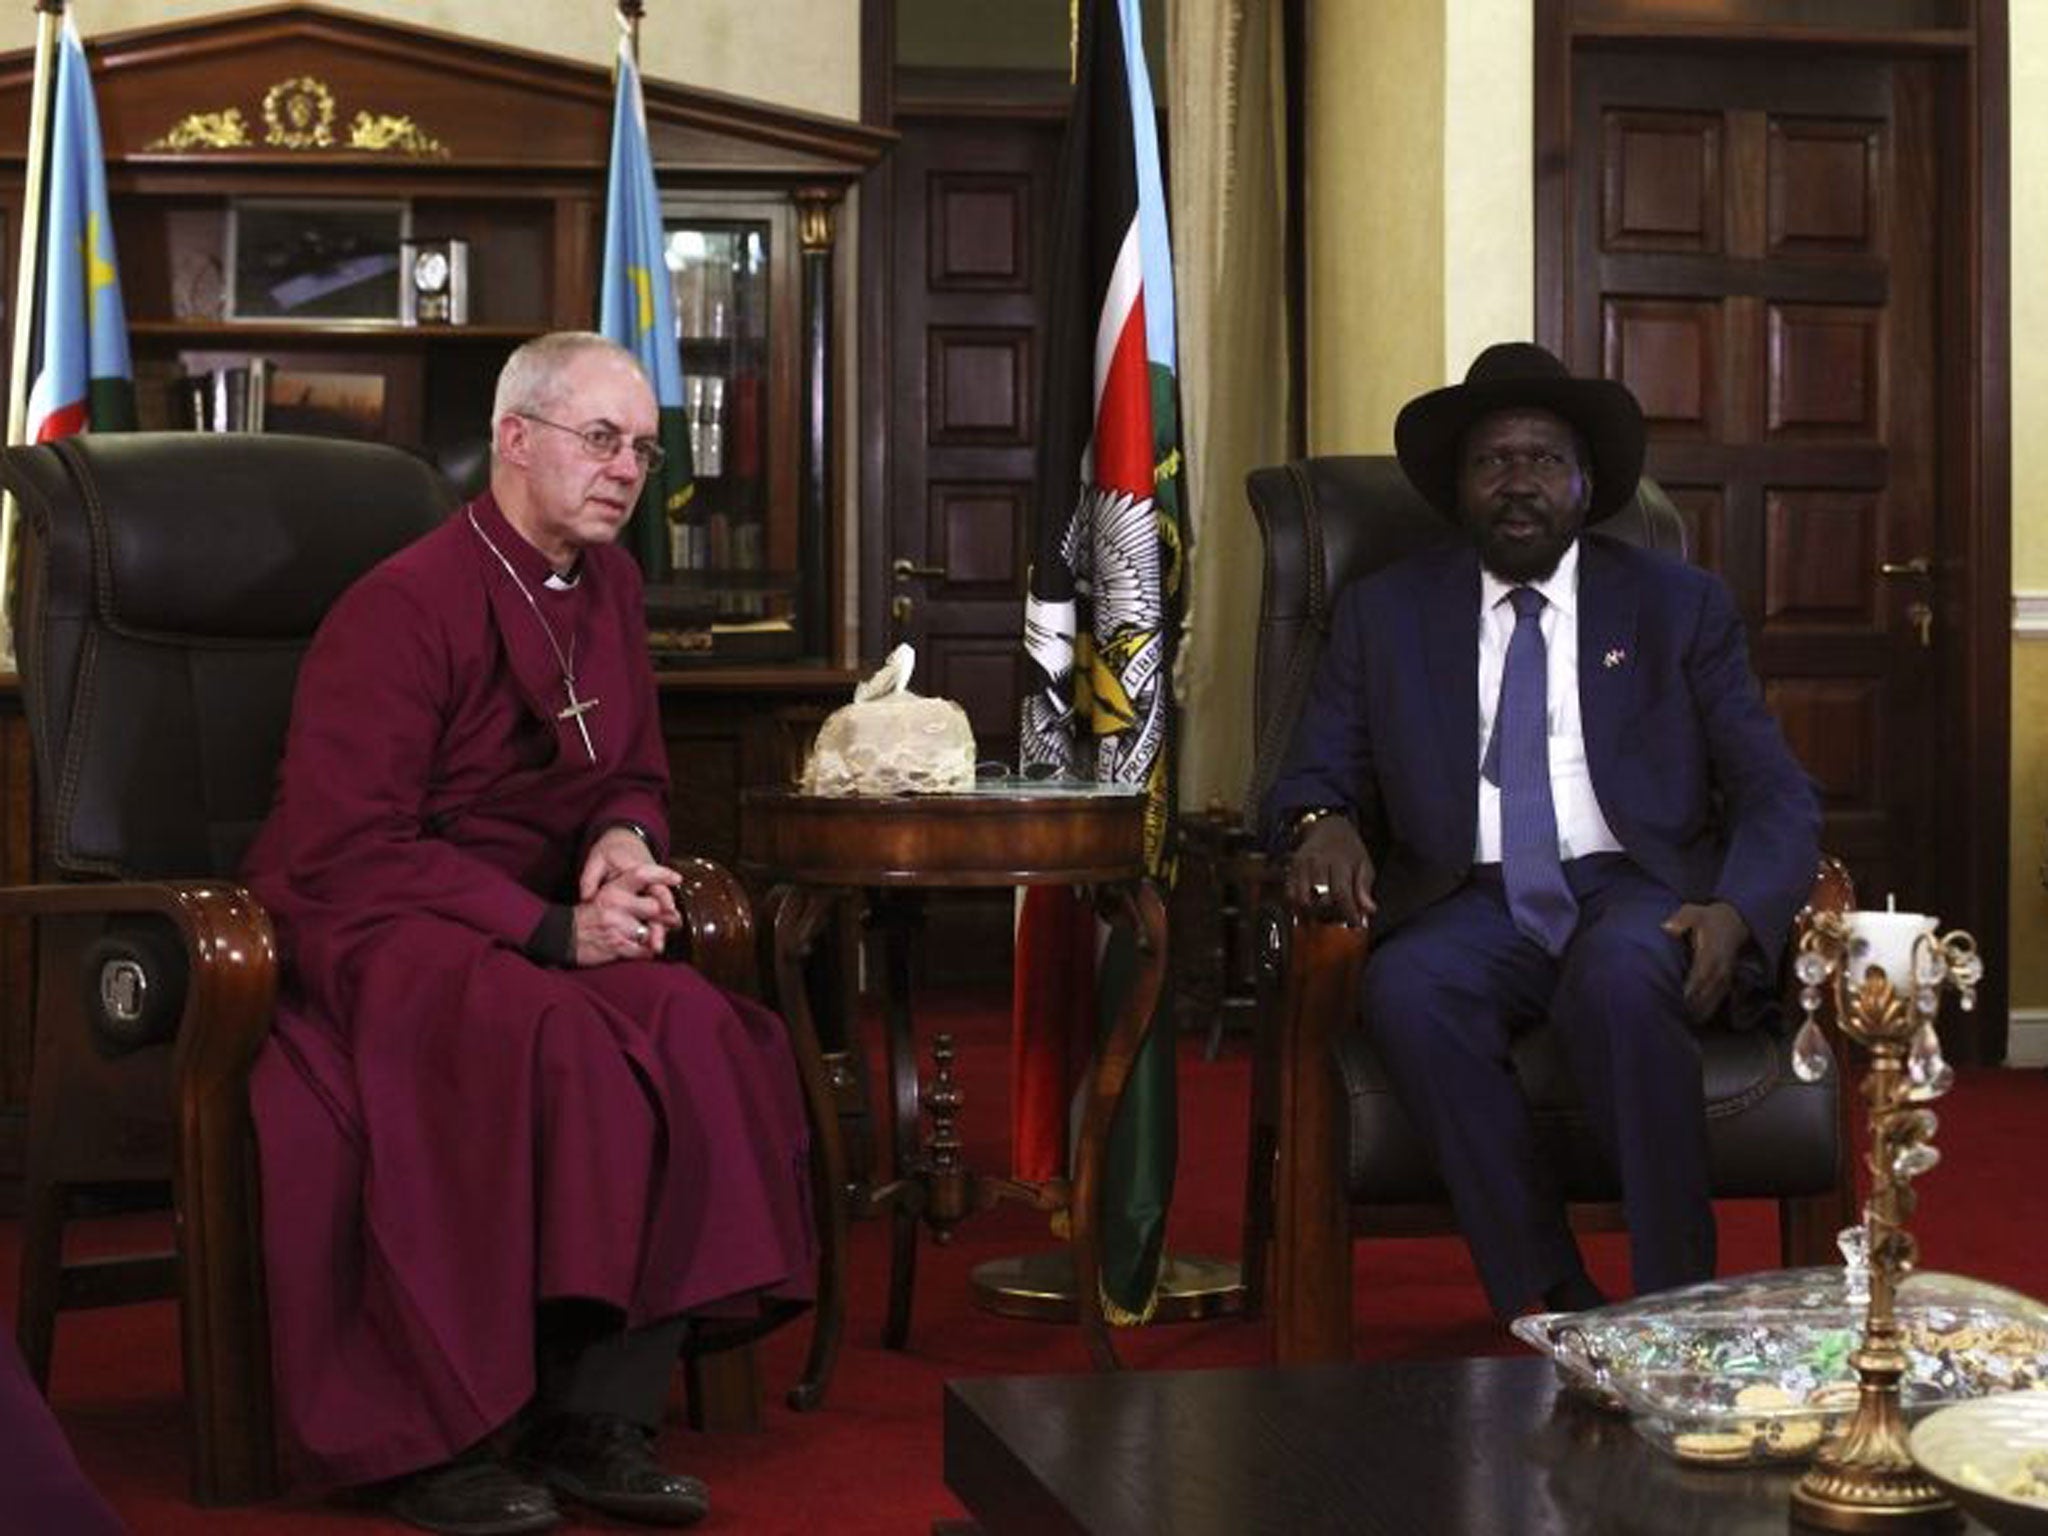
[527,903,574,966]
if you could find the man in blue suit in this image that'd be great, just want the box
[1264,343,1819,1317]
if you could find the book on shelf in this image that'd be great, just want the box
[646,617,799,665]
[163,357,273,431]
[642,580,798,664]
[155,357,389,439]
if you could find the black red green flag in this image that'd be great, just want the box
[1014,0,1186,1324]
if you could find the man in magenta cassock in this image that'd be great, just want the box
[244,333,813,1534]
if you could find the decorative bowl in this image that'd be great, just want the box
[1512,1267,2048,1468]
[1908,1390,2048,1535]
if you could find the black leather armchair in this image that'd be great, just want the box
[0,433,819,1502]
[1239,456,1854,1363]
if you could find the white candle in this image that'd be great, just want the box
[1844,909,1938,986]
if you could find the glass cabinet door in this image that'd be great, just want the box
[656,196,803,661]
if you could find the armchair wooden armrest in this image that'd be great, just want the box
[1247,891,1371,1363]
[0,878,278,1504]
[667,856,758,993]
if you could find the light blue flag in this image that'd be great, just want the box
[600,40,691,578]
[26,14,133,441]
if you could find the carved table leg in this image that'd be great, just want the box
[767,884,853,1411]
[1068,877,1169,1371]
[870,889,927,1349]
[805,907,876,1207]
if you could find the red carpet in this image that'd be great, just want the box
[6,995,2047,1534]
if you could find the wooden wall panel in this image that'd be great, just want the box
[1762,490,1878,628]
[1660,482,1724,575]
[665,734,746,866]
[1602,298,1722,439]
[1766,304,1883,438]
[1602,109,1722,252]
[1767,117,1884,255]
[930,480,1026,593]
[1764,678,1881,813]
[925,641,1022,758]
[926,327,1033,446]
[928,173,1033,291]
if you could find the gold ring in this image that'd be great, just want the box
[634,924,650,944]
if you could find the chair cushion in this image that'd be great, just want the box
[1333,1020,1840,1205]
[0,433,455,878]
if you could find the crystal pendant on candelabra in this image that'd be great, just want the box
[1791,1014,1833,1082]
[1837,1223,1871,1307]
[1907,1021,1954,1098]
[1893,1142,1941,1179]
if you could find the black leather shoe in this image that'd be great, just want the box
[389,1455,560,1536]
[523,1413,710,1527]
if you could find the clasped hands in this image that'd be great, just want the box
[1285,816,1749,1022]
[571,825,682,967]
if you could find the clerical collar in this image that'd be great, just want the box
[470,494,584,593]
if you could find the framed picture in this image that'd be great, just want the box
[226,199,410,324]
[264,367,389,440]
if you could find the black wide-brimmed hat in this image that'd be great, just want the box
[1393,342,1646,524]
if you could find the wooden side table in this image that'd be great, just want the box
[742,785,1169,1407]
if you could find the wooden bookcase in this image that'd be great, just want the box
[0,4,894,1198]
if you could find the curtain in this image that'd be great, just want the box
[1167,0,1291,816]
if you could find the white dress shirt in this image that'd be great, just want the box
[1474,539,1624,864]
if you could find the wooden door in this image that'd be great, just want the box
[885,115,1062,773]
[1566,50,1949,933]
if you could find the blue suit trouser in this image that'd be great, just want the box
[1360,853,1716,1316]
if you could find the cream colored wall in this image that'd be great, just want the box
[1306,0,1445,454]
[0,0,862,118]
[2009,6,2048,1015]
[1443,0,1533,377]
[1306,0,1532,455]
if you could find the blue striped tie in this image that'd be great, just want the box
[1484,587,1578,955]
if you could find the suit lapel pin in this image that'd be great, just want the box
[1603,647,1626,669]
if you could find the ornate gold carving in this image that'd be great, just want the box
[262,76,336,149]
[149,77,448,159]
[348,112,449,159]
[147,110,251,152]
[795,190,838,253]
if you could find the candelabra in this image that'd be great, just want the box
[1787,907,1982,1533]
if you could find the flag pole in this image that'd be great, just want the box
[0,0,68,671]
[618,0,643,65]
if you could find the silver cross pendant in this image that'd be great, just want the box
[558,681,600,763]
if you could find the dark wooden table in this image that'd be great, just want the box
[742,785,1169,1409]
[943,1354,1991,1535]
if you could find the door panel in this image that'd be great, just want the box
[887,117,1061,772]
[1571,50,1942,917]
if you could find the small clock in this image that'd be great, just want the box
[400,236,469,326]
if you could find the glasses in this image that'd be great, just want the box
[975,759,1072,784]
[515,412,665,473]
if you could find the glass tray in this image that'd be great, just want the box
[1512,1267,2048,1467]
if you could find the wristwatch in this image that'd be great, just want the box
[1288,806,1348,848]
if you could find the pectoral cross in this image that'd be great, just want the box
[558,680,600,763]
